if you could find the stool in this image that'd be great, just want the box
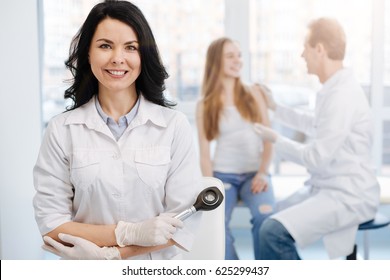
[346,212,390,260]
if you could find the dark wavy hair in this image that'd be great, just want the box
[64,0,174,110]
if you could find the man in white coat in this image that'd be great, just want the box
[254,17,380,259]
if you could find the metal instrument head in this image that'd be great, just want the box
[193,186,224,211]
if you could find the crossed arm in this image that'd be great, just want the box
[43,220,179,259]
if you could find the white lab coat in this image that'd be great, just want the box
[33,95,203,260]
[271,68,380,259]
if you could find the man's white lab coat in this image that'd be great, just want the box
[271,68,380,259]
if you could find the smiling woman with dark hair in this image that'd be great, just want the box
[64,0,173,110]
[33,0,202,260]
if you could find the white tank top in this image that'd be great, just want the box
[213,106,264,173]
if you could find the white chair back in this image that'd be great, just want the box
[182,176,225,260]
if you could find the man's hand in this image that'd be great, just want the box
[43,233,121,260]
[253,123,278,143]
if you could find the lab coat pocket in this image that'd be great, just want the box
[70,151,100,192]
[134,147,171,190]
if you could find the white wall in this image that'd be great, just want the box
[0,0,44,259]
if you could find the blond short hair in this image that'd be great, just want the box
[308,17,346,60]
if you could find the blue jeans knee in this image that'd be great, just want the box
[258,218,301,260]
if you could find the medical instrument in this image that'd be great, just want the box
[174,186,224,221]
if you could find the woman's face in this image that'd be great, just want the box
[222,41,242,78]
[89,18,141,95]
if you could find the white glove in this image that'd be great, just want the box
[253,123,278,143]
[115,213,183,247]
[42,233,121,260]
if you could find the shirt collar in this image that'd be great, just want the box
[318,68,352,96]
[95,96,140,125]
[64,94,167,129]
[95,98,109,123]
[131,95,167,128]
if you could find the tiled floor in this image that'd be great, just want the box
[231,204,390,260]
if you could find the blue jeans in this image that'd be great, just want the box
[258,218,301,260]
[214,171,275,260]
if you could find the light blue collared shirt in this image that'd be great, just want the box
[95,96,140,141]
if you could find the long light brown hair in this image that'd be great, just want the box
[201,37,262,141]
